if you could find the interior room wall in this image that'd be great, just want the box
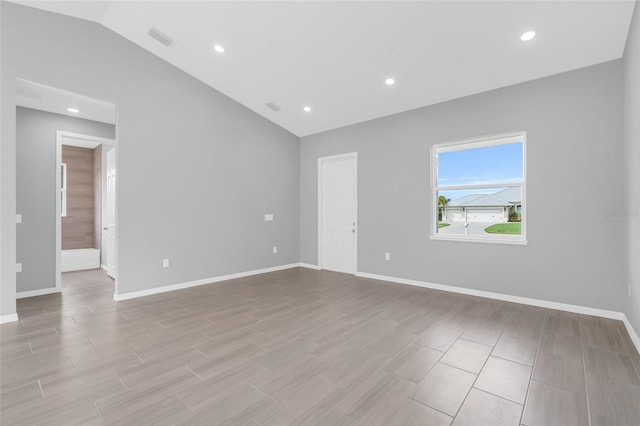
[300,60,626,314]
[62,145,96,250]
[2,2,300,307]
[624,0,640,336]
[16,107,115,293]
[1,0,18,317]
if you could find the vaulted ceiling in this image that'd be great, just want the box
[12,1,636,136]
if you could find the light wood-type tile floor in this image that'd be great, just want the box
[2,268,640,425]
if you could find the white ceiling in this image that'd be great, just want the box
[12,1,636,137]
[16,78,117,124]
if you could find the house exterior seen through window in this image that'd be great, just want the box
[431,132,526,245]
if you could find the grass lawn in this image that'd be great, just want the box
[438,222,450,229]
[484,223,521,234]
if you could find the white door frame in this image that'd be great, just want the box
[55,131,118,294]
[317,152,358,272]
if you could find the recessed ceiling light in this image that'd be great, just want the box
[303,106,311,112]
[67,108,79,113]
[520,31,536,41]
[213,44,225,53]
[385,78,396,86]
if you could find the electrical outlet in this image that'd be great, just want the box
[385,252,391,261]
[162,259,169,268]
[273,246,278,254]
[264,214,274,221]
[16,263,22,273]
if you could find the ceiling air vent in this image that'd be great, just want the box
[265,102,282,112]
[147,27,174,47]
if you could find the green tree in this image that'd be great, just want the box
[438,196,450,221]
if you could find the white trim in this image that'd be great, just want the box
[355,271,625,320]
[622,314,640,356]
[356,275,640,354]
[16,287,61,299]
[58,131,116,148]
[60,163,67,217]
[113,263,300,301]
[297,262,321,270]
[0,313,19,324]
[55,136,62,292]
[436,133,524,153]
[56,131,117,295]
[430,235,528,246]
[431,131,527,245]
[101,264,107,270]
[436,182,522,192]
[317,152,358,273]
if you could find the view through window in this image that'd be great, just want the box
[432,133,526,244]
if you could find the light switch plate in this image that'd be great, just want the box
[273,246,278,254]
[16,214,22,224]
[162,259,169,268]
[264,214,274,221]
[385,253,391,261]
[16,263,22,273]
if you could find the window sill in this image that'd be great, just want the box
[430,235,528,246]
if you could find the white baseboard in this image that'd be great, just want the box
[113,263,301,301]
[16,287,61,299]
[356,271,624,320]
[0,313,19,324]
[101,264,107,270]
[356,271,640,354]
[297,262,321,270]
[107,261,640,356]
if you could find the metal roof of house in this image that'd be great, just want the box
[446,187,521,208]
[447,194,485,207]
[492,187,521,203]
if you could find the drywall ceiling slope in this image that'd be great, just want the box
[10,1,636,137]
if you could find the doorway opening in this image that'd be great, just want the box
[318,152,358,274]
[56,132,117,288]
[15,79,118,300]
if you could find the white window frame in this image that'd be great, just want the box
[430,131,527,245]
[61,162,67,217]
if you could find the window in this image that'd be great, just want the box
[61,163,67,217]
[431,132,526,244]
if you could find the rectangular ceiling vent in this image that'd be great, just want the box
[265,102,282,112]
[147,27,174,47]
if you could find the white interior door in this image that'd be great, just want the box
[319,153,357,274]
[105,148,116,278]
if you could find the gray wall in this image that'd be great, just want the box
[16,107,115,293]
[624,1,640,335]
[1,0,18,317]
[1,2,299,310]
[300,60,626,312]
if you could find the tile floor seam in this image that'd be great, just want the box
[408,393,456,419]
[580,332,594,426]
[171,391,196,416]
[443,334,493,420]
[517,311,545,426]
[92,400,104,418]
[184,365,205,381]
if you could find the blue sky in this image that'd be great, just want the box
[438,142,523,200]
